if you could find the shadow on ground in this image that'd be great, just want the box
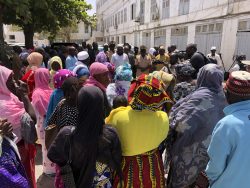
[35,145,55,188]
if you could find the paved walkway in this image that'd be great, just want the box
[35,145,54,188]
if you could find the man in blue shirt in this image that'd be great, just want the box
[65,46,77,70]
[206,71,250,188]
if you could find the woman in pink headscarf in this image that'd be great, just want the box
[32,68,55,184]
[85,62,111,117]
[0,65,37,188]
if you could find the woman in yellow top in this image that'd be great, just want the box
[106,74,171,188]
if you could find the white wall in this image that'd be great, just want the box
[96,0,250,68]
[70,22,91,42]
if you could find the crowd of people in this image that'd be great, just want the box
[0,41,250,188]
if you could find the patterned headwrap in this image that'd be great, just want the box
[226,71,250,97]
[115,63,133,81]
[95,52,108,63]
[128,74,172,111]
[175,63,195,77]
[53,69,74,89]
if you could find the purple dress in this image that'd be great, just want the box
[0,138,29,188]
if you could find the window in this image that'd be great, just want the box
[124,8,127,22]
[151,0,158,21]
[85,25,89,33]
[171,27,188,35]
[140,0,145,23]
[238,20,247,30]
[9,35,15,40]
[196,23,223,34]
[115,14,118,26]
[116,36,119,44]
[122,35,126,44]
[162,0,170,19]
[118,12,121,25]
[202,25,208,32]
[215,23,223,32]
[131,3,136,20]
[179,0,190,15]
[120,10,123,24]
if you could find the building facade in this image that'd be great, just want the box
[3,22,92,46]
[96,0,250,69]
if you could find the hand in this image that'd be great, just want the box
[0,119,13,137]
[16,80,28,99]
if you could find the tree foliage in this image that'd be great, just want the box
[1,0,92,48]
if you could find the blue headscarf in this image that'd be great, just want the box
[114,63,133,81]
[76,67,90,78]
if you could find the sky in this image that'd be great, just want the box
[86,0,96,15]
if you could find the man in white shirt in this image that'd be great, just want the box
[111,44,129,69]
[207,46,223,69]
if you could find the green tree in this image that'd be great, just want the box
[2,0,91,48]
[0,0,30,45]
[0,0,30,68]
[87,14,97,37]
[56,20,79,42]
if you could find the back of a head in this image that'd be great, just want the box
[109,41,116,48]
[186,43,197,50]
[13,45,22,54]
[77,86,104,121]
[113,95,128,109]
[140,45,147,50]
[124,44,131,51]
[61,76,79,97]
[225,71,250,104]
[197,64,223,92]
[72,86,105,187]
[35,47,45,56]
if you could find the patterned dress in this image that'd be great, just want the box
[48,99,79,188]
[113,149,165,188]
[0,138,29,188]
[92,162,113,188]
[173,82,196,101]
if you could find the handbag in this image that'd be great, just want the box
[45,124,59,149]
[21,114,38,144]
[60,127,76,188]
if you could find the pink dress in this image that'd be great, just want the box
[35,109,56,174]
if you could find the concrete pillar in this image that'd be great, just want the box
[220,18,238,70]
[166,27,171,48]
[139,31,143,47]
[187,24,196,44]
[150,29,155,47]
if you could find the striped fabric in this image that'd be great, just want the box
[113,149,165,188]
